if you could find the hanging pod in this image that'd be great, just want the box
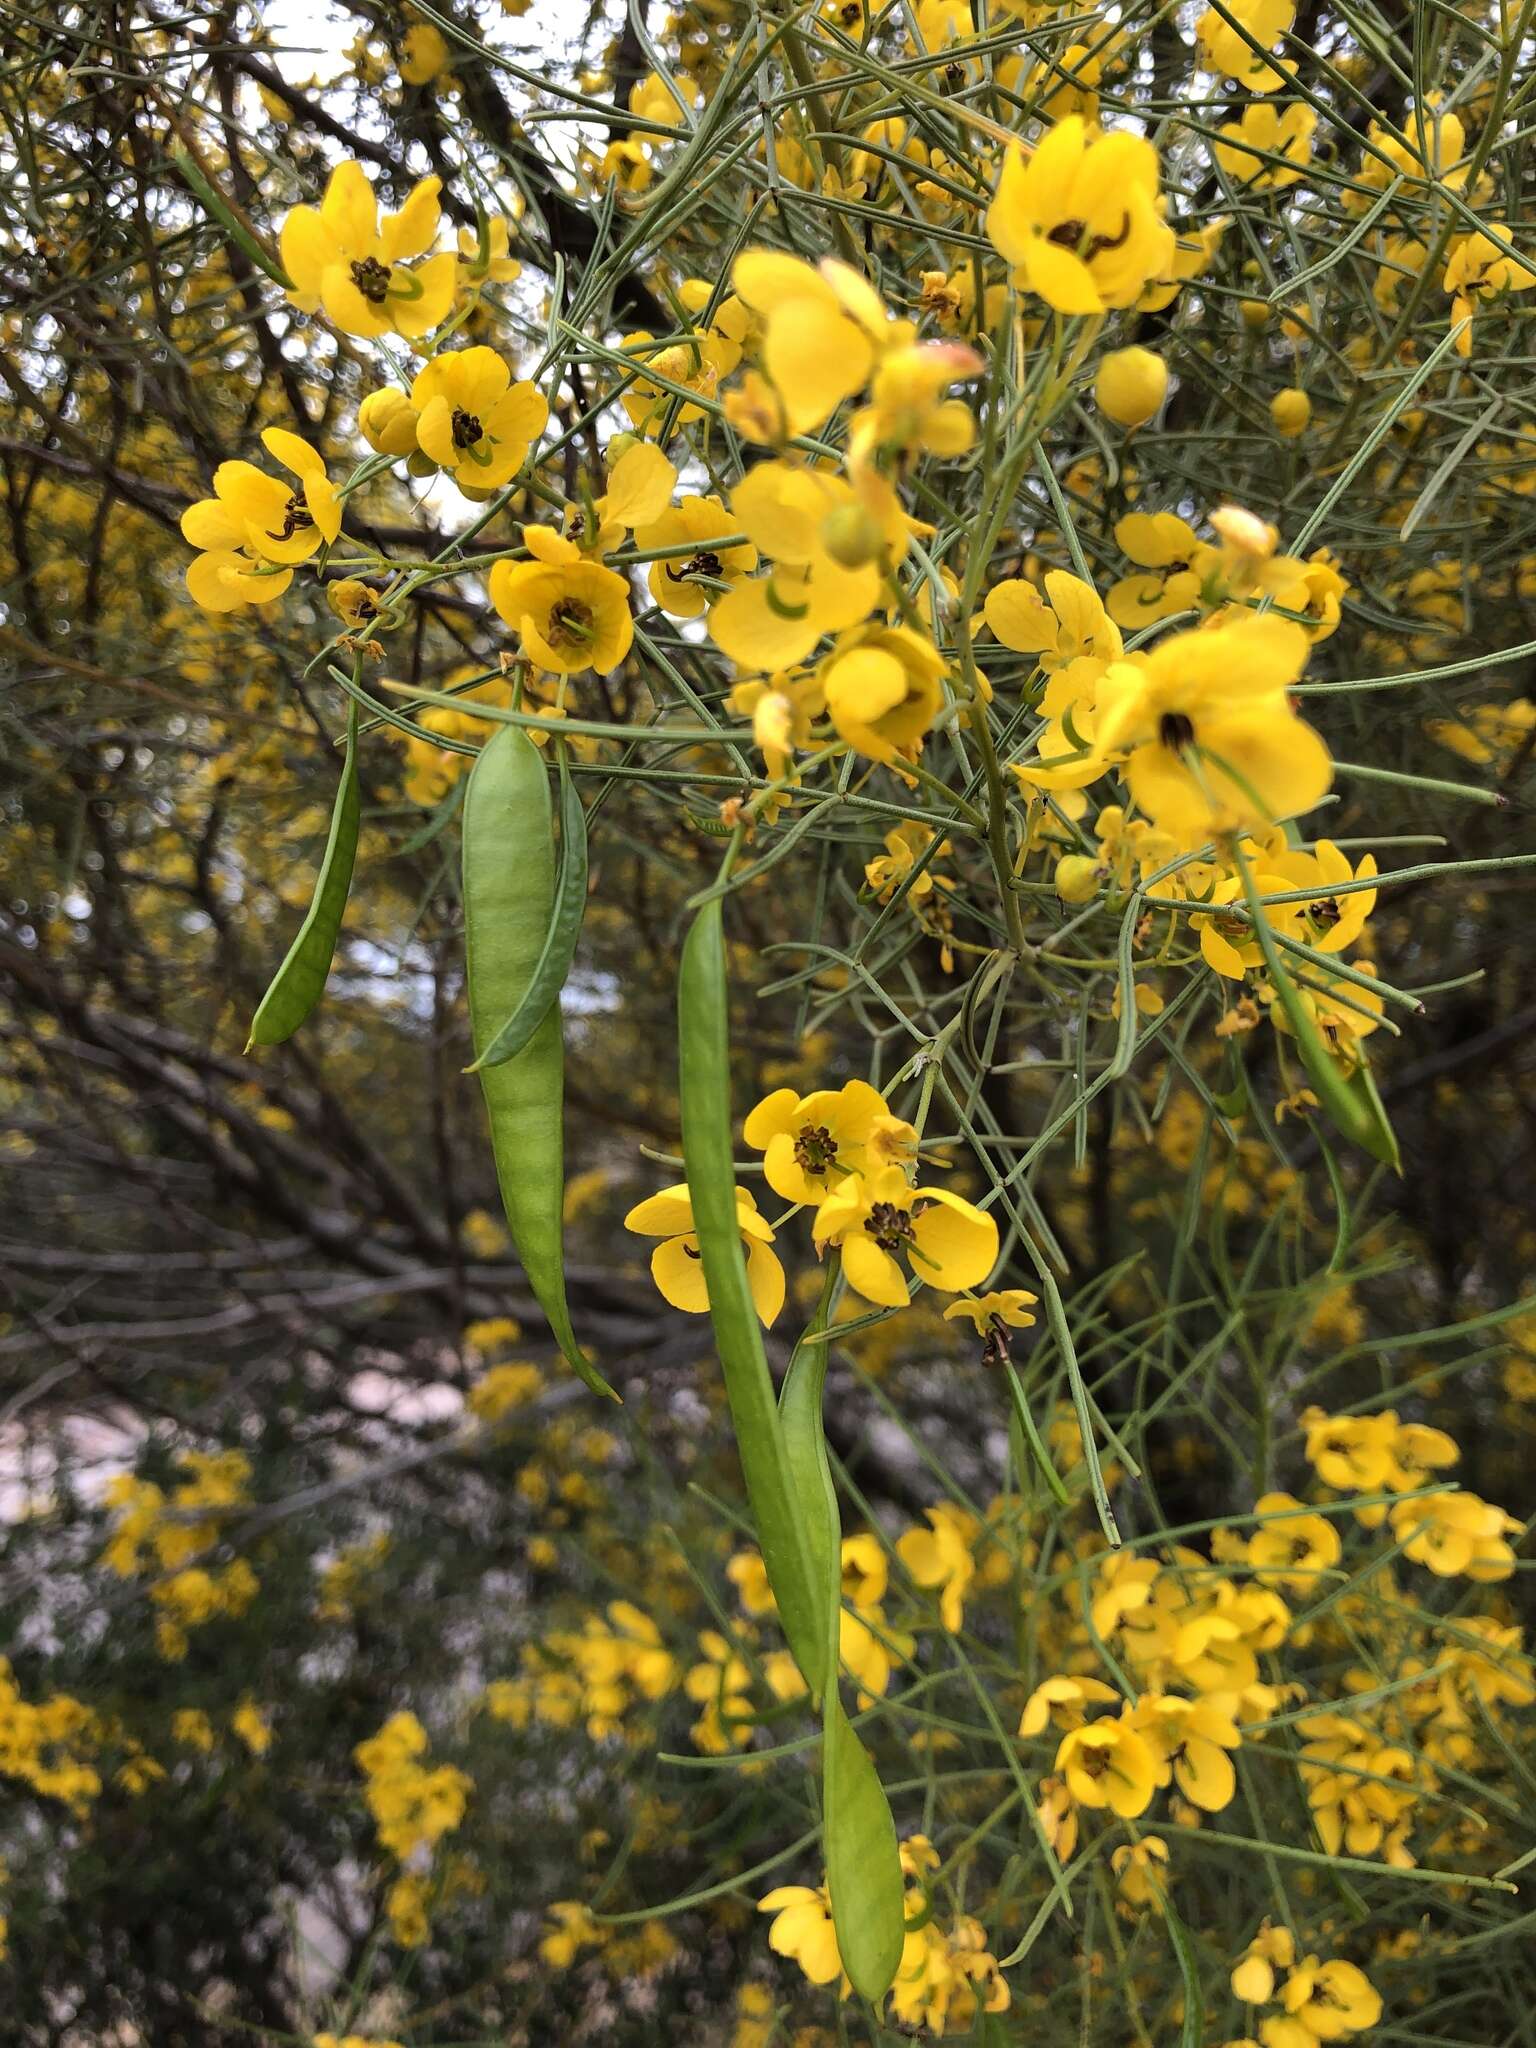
[462,724,616,1401]
[678,899,904,2001]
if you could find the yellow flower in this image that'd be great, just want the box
[231,1699,272,1756]
[1111,1834,1170,1912]
[489,554,633,675]
[635,496,757,617]
[399,20,451,83]
[172,1708,214,1753]
[467,1361,544,1423]
[896,1504,976,1632]
[1134,1692,1241,1811]
[943,1288,1038,1335]
[1107,511,1219,628]
[1299,1407,1396,1492]
[1090,615,1327,843]
[848,340,980,467]
[457,213,523,286]
[540,1898,601,1967]
[840,1532,888,1610]
[281,161,457,339]
[812,1164,998,1307]
[359,386,421,457]
[743,1079,913,1206]
[1095,346,1168,429]
[729,249,901,437]
[1389,1490,1519,1580]
[327,578,388,631]
[1232,1920,1297,2004]
[865,821,951,903]
[727,1549,777,1615]
[1266,1956,1381,2043]
[182,548,293,613]
[1018,1673,1119,1736]
[409,347,547,489]
[1246,1492,1342,1588]
[1444,225,1536,355]
[1267,841,1378,953]
[985,568,1122,673]
[623,1182,784,1327]
[1191,869,1305,980]
[1055,1714,1158,1816]
[710,461,899,670]
[986,116,1174,314]
[181,429,341,612]
[819,623,946,766]
[757,1881,845,1987]
[1198,0,1295,91]
[1215,100,1316,188]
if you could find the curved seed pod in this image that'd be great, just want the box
[679,900,902,2000]
[466,745,589,1074]
[247,699,361,1050]
[464,724,616,1402]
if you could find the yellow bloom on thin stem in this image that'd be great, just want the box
[709,460,899,671]
[409,346,547,489]
[757,1881,846,1988]
[897,1503,977,1632]
[636,496,757,618]
[984,568,1122,673]
[1215,101,1316,189]
[359,387,421,458]
[197,438,341,569]
[1090,615,1327,844]
[1232,1919,1297,2004]
[1133,1691,1242,1811]
[1198,0,1295,91]
[1018,1673,1118,1736]
[819,623,947,767]
[986,115,1174,313]
[489,553,633,676]
[1055,1714,1158,1815]
[1444,226,1536,356]
[623,1182,785,1327]
[812,1164,998,1307]
[742,1079,912,1207]
[1107,511,1219,629]
[1246,1491,1342,1589]
[730,249,902,438]
[943,1288,1037,1336]
[281,160,457,339]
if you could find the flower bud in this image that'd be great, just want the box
[1094,347,1168,430]
[359,388,420,459]
[820,503,886,569]
[1240,298,1270,332]
[1270,387,1312,437]
[1055,854,1100,904]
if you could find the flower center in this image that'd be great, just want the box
[268,492,314,543]
[1159,711,1196,751]
[451,407,485,448]
[350,256,394,303]
[792,1123,839,1176]
[547,598,594,649]
[865,1200,914,1254]
[1046,212,1132,260]
[668,549,724,584]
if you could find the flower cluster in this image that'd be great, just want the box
[353,1711,472,1947]
[99,1450,259,1659]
